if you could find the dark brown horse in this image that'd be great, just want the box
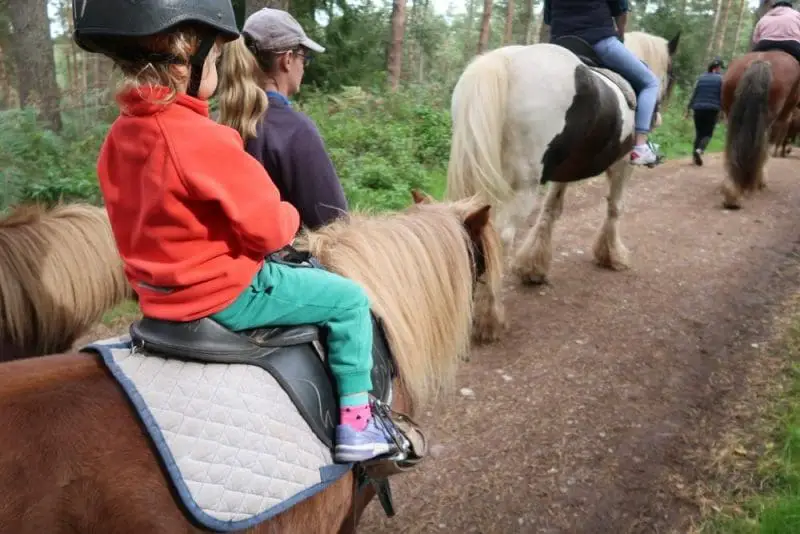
[770,105,800,157]
[0,194,504,533]
[720,50,800,209]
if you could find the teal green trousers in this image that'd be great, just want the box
[211,261,374,396]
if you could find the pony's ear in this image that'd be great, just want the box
[668,31,681,56]
[463,205,492,240]
[411,189,434,204]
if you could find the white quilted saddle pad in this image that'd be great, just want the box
[83,335,351,532]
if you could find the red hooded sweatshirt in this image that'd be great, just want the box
[97,86,300,321]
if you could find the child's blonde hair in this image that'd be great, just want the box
[96,24,215,105]
[217,35,271,140]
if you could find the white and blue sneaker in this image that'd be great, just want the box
[334,416,400,463]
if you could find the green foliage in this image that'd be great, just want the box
[698,319,800,534]
[0,85,733,214]
[298,2,390,91]
[0,108,106,208]
[298,86,450,210]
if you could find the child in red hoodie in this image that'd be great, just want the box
[74,0,398,463]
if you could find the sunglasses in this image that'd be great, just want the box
[294,49,313,66]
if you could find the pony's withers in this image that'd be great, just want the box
[0,204,130,361]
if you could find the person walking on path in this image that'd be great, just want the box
[685,57,724,166]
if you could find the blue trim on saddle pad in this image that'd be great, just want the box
[83,339,352,533]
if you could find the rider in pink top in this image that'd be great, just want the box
[752,1,800,62]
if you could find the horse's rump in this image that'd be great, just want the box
[723,51,800,194]
[723,51,800,118]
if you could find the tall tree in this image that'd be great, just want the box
[713,0,735,55]
[463,0,478,60]
[476,0,493,53]
[387,0,407,91]
[538,21,550,44]
[7,0,62,131]
[522,0,535,44]
[731,0,749,56]
[503,0,515,44]
[705,0,723,60]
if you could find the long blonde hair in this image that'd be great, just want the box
[217,36,269,140]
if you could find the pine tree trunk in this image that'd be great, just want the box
[0,46,10,109]
[731,0,748,55]
[538,20,550,44]
[713,0,735,55]
[387,0,407,91]
[7,0,62,131]
[477,0,493,54]
[463,0,478,59]
[503,0,515,45]
[522,0,534,44]
[705,0,723,60]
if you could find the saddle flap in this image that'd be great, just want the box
[255,342,339,448]
[553,36,603,67]
[130,317,321,360]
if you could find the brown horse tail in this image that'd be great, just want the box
[725,60,772,193]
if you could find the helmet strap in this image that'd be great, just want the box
[187,37,216,98]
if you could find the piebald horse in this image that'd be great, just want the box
[721,50,800,209]
[446,31,680,284]
[0,193,504,533]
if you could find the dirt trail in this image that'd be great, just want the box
[358,154,800,534]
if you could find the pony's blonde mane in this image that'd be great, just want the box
[0,203,131,358]
[295,197,501,413]
[625,31,671,100]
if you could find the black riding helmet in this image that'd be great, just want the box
[72,0,240,97]
[708,56,725,71]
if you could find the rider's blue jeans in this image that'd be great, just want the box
[593,36,661,134]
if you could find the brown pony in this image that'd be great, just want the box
[0,194,504,534]
[770,105,800,157]
[720,50,800,209]
[0,203,132,361]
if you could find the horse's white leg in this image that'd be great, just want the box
[593,159,633,270]
[511,182,568,284]
[495,188,538,256]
